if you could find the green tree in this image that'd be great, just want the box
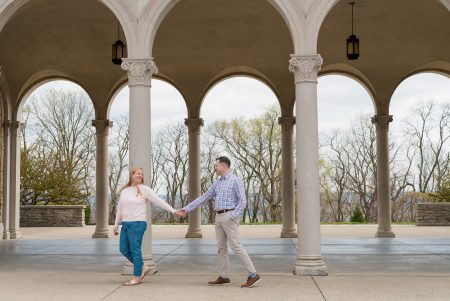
[20,89,95,205]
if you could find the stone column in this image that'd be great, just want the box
[279,116,297,238]
[121,58,158,270]
[2,121,11,239]
[9,121,24,239]
[185,118,204,238]
[289,54,327,276]
[372,114,395,238]
[91,120,113,238]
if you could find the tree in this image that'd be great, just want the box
[108,115,129,224]
[21,89,95,205]
[152,123,189,223]
[209,106,282,222]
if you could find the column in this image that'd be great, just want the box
[122,58,158,270]
[2,121,11,239]
[91,120,113,238]
[279,116,297,238]
[372,114,395,238]
[9,121,23,239]
[185,118,204,238]
[289,54,327,275]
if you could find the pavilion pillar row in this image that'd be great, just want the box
[91,119,113,238]
[9,121,23,239]
[122,58,158,271]
[372,114,395,238]
[279,116,297,238]
[185,118,204,238]
[289,54,327,276]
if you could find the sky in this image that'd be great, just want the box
[26,73,449,134]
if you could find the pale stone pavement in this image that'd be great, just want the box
[1,224,449,301]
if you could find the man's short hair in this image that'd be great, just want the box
[216,156,231,168]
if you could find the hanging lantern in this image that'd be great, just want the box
[112,22,127,65]
[346,2,359,60]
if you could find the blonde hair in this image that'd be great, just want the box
[120,167,144,196]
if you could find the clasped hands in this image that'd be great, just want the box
[174,209,187,218]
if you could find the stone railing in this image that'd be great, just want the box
[20,205,85,227]
[415,203,450,226]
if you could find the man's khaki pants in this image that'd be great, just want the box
[215,211,256,278]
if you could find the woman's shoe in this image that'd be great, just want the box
[123,277,141,286]
[141,265,151,281]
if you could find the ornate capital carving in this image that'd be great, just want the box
[278,116,296,131]
[289,54,323,83]
[184,118,204,133]
[9,120,25,137]
[92,119,113,134]
[371,115,393,131]
[121,58,158,87]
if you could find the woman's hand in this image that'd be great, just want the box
[113,226,119,236]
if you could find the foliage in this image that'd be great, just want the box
[20,89,95,205]
[84,205,91,225]
[350,204,365,223]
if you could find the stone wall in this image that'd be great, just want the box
[415,203,450,226]
[20,205,85,227]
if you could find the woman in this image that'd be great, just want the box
[113,167,177,286]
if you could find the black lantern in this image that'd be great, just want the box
[112,21,126,65]
[346,2,359,60]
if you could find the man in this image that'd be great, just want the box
[177,156,261,288]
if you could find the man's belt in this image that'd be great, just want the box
[216,208,234,214]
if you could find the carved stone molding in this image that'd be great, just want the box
[92,119,113,135]
[9,121,25,137]
[289,55,323,83]
[278,116,296,126]
[185,118,204,133]
[371,115,393,131]
[121,58,158,87]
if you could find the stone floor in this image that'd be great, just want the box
[1,224,449,301]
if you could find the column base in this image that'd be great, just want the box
[281,229,297,238]
[185,230,203,238]
[92,230,109,238]
[375,230,395,238]
[10,229,23,239]
[2,230,10,240]
[294,256,328,276]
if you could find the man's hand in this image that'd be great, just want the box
[175,209,186,218]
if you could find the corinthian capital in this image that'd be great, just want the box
[288,55,323,83]
[121,58,158,87]
[92,119,113,135]
[278,116,296,131]
[371,115,393,131]
[185,118,204,133]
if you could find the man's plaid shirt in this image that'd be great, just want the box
[183,171,246,220]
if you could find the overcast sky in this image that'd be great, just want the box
[29,73,449,134]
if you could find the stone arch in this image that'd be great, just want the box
[15,70,96,121]
[388,63,450,114]
[319,63,377,114]
[105,73,188,120]
[0,0,133,55]
[141,0,300,56]
[198,68,282,119]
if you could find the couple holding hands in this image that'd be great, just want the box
[113,156,261,287]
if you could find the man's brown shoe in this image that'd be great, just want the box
[208,276,231,286]
[240,274,261,288]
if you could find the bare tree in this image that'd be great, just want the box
[404,101,450,193]
[152,123,189,223]
[209,105,282,222]
[21,89,95,205]
[108,115,129,224]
